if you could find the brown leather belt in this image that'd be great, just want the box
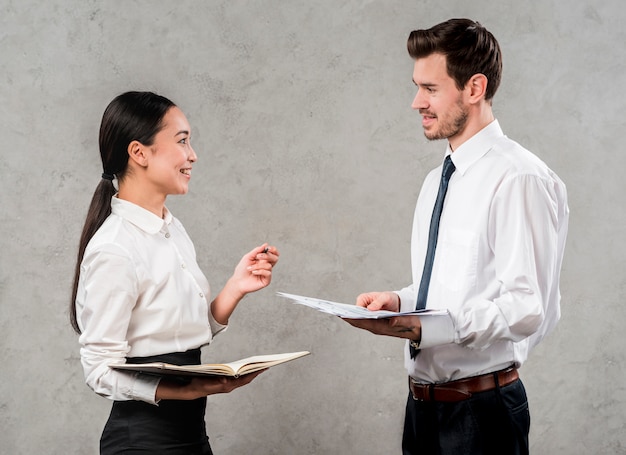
[409,366,519,402]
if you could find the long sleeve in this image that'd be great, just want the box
[401,121,568,383]
[78,245,160,404]
[452,173,561,349]
[75,198,223,404]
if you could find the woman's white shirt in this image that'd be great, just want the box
[76,197,226,404]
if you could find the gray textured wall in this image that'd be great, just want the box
[1,0,624,454]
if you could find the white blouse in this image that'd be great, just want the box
[76,197,226,404]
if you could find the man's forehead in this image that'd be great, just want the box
[412,54,450,83]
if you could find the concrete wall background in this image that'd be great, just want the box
[1,0,624,453]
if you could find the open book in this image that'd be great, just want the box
[110,351,310,378]
[277,292,449,319]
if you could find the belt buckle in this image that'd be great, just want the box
[409,378,472,402]
[409,378,429,401]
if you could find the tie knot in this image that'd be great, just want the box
[442,155,456,181]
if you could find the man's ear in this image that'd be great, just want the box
[467,73,488,104]
[128,140,148,167]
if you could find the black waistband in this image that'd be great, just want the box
[126,348,201,366]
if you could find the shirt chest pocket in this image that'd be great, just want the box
[435,228,478,292]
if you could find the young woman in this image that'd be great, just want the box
[70,91,279,454]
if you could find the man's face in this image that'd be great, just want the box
[411,53,469,144]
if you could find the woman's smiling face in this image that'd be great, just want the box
[144,106,198,197]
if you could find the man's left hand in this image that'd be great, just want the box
[344,315,421,341]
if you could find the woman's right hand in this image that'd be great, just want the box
[155,369,266,401]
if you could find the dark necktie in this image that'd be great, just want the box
[410,155,456,359]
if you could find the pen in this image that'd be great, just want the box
[263,247,269,254]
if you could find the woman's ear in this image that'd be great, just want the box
[127,140,148,167]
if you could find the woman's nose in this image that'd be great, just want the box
[188,146,198,162]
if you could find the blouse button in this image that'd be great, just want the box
[165,232,170,238]
[199,292,204,298]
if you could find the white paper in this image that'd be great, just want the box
[277,292,448,319]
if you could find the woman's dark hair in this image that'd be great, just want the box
[70,91,176,333]
[407,18,502,102]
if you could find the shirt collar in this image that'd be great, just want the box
[447,119,504,175]
[111,196,172,234]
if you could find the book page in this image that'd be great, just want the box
[110,351,310,377]
[221,351,310,376]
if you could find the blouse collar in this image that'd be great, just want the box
[111,196,172,234]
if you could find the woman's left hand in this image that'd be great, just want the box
[211,244,280,325]
[230,243,280,297]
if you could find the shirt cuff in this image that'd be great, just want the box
[208,312,228,336]
[395,290,415,313]
[418,313,455,348]
[131,373,161,405]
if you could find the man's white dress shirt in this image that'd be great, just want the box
[396,120,569,383]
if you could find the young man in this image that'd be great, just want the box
[346,19,569,455]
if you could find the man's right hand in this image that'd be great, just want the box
[356,291,400,312]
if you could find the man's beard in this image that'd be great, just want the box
[423,97,468,141]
